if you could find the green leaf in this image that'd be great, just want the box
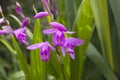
[0,38,16,55]
[9,14,21,26]
[64,0,75,30]
[87,43,118,80]
[109,0,120,38]
[11,36,30,80]
[89,0,114,70]
[71,0,94,80]
[8,71,25,80]
[30,19,45,80]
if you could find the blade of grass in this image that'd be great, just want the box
[0,38,16,54]
[64,0,75,30]
[109,0,120,39]
[11,36,30,80]
[87,43,118,80]
[89,0,114,70]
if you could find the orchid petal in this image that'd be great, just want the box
[0,30,6,35]
[16,2,24,17]
[22,17,29,27]
[43,29,56,34]
[61,46,66,56]
[44,42,55,50]
[40,45,50,61]
[50,22,67,31]
[34,11,49,19]
[52,30,65,46]
[27,42,44,50]
[69,52,75,60]
[67,37,84,46]
[2,26,13,34]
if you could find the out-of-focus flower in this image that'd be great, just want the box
[51,0,58,17]
[27,42,55,61]
[16,2,24,18]
[0,26,13,35]
[0,30,6,35]
[61,37,84,59]
[0,18,5,25]
[42,0,51,14]
[13,27,27,44]
[22,17,29,27]
[1,26,27,45]
[43,22,74,46]
[34,11,49,19]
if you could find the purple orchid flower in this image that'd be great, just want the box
[13,27,27,45]
[16,2,24,18]
[34,11,49,19]
[42,0,51,14]
[43,22,74,46]
[0,26,13,35]
[61,37,84,59]
[0,26,27,45]
[22,17,29,28]
[27,42,55,61]
[0,18,5,25]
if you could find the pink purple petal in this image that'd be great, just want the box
[67,37,84,46]
[2,26,14,34]
[27,42,44,50]
[16,2,24,17]
[22,17,29,27]
[69,52,75,60]
[50,22,67,31]
[43,29,56,34]
[34,11,49,19]
[61,46,66,56]
[0,30,6,35]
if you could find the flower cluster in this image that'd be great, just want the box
[0,1,84,62]
[0,3,29,45]
[27,11,84,61]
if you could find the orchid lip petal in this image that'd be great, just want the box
[34,11,49,19]
[52,30,65,46]
[50,22,67,31]
[27,42,44,50]
[43,29,56,34]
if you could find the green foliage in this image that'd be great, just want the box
[0,0,120,80]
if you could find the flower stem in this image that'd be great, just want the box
[56,48,69,80]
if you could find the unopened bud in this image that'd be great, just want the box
[0,5,2,12]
